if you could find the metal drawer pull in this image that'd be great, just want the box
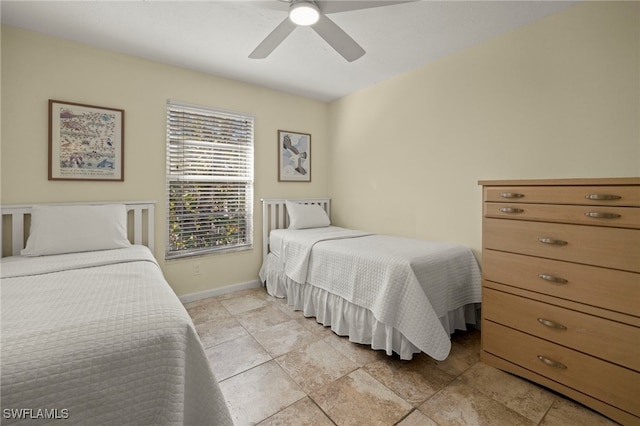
[537,355,567,369]
[500,192,525,199]
[538,237,567,246]
[585,194,621,201]
[584,212,621,219]
[537,318,567,330]
[538,274,568,284]
[499,207,524,214]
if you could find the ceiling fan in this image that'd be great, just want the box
[249,0,412,62]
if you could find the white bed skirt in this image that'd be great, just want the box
[259,254,478,360]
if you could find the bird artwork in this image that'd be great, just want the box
[282,134,308,176]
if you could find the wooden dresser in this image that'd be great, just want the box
[479,178,640,425]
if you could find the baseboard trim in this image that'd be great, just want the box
[179,279,262,303]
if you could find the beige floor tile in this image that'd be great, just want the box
[257,397,334,426]
[425,329,481,377]
[460,362,556,423]
[186,298,230,326]
[397,410,439,426]
[276,339,358,393]
[323,332,387,367]
[216,287,271,302]
[236,303,293,333]
[540,397,619,426]
[205,334,271,381]
[218,291,270,315]
[252,320,320,358]
[419,379,535,426]
[296,316,335,338]
[270,298,307,319]
[311,369,413,426]
[183,296,217,310]
[195,314,248,348]
[364,353,455,406]
[218,360,306,426]
[190,291,628,426]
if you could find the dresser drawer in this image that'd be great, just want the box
[482,250,640,317]
[483,288,640,371]
[483,322,640,417]
[484,185,640,207]
[484,202,640,229]
[483,218,640,273]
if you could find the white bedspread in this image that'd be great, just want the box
[1,246,232,425]
[264,227,482,360]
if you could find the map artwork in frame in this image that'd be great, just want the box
[49,99,124,181]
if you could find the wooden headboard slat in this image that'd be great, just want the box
[133,207,143,245]
[1,201,156,257]
[261,198,331,262]
[11,213,25,256]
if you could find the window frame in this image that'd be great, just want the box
[165,100,254,260]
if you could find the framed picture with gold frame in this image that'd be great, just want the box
[278,130,311,182]
[49,99,124,181]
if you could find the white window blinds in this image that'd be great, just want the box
[166,100,254,259]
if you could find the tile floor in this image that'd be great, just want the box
[184,287,618,426]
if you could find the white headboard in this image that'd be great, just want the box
[261,198,331,262]
[1,201,156,257]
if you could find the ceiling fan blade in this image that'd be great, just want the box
[249,17,297,59]
[311,14,365,62]
[317,0,416,15]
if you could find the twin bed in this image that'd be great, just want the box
[259,198,482,361]
[1,197,481,424]
[0,202,232,425]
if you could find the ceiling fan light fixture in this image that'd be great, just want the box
[289,1,320,26]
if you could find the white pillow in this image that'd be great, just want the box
[21,204,131,256]
[286,200,330,229]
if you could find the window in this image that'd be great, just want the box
[166,100,254,259]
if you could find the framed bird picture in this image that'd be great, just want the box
[278,130,311,182]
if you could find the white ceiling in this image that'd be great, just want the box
[1,0,577,102]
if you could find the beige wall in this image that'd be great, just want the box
[0,26,329,296]
[327,2,640,256]
[2,2,639,296]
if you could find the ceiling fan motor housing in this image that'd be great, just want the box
[289,0,320,26]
